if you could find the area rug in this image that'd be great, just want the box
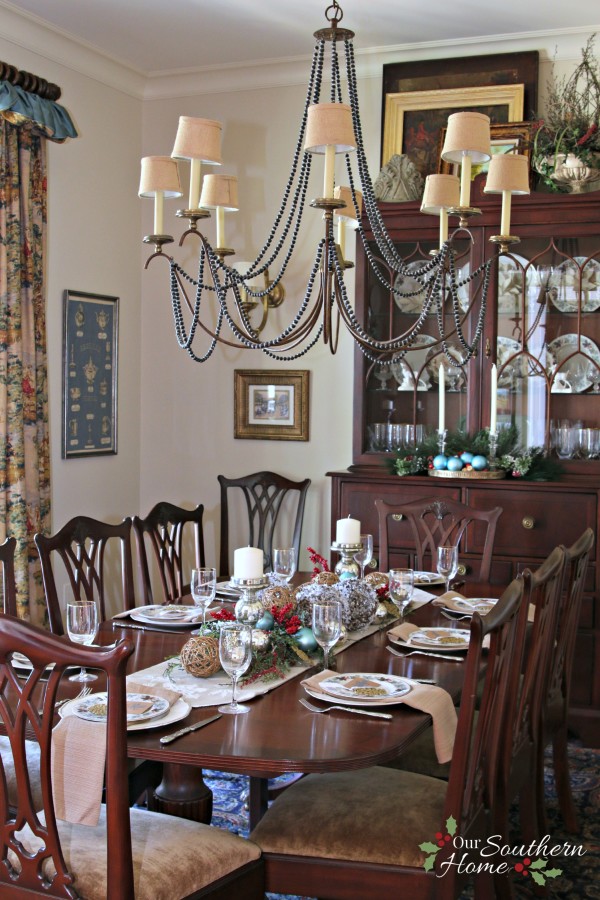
[205,743,600,899]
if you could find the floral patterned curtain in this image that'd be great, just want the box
[0,118,51,624]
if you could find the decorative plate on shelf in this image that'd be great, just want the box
[393,262,434,314]
[496,336,531,389]
[390,334,435,391]
[546,334,600,393]
[425,346,467,392]
[495,254,533,314]
[548,257,600,313]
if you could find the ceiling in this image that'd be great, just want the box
[2,0,599,76]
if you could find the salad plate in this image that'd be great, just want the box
[59,694,191,731]
[390,627,470,653]
[318,673,412,702]
[64,692,170,724]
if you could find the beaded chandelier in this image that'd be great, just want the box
[139,1,529,367]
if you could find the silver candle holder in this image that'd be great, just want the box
[231,575,269,625]
[488,430,499,468]
[437,429,448,457]
[331,542,362,580]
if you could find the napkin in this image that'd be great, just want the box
[433,591,535,623]
[125,679,182,707]
[302,669,457,763]
[51,717,106,826]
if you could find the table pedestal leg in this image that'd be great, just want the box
[148,763,213,823]
[248,776,269,831]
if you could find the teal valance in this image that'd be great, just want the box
[0,81,77,142]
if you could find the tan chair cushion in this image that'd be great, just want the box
[15,806,261,900]
[380,726,451,779]
[251,767,446,868]
[0,736,43,810]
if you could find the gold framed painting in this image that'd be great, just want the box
[438,121,534,180]
[234,369,310,441]
[381,84,525,181]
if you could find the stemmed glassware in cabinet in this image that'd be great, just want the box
[66,600,99,682]
[388,568,414,617]
[437,546,459,593]
[354,534,373,580]
[218,623,253,715]
[191,567,216,630]
[312,599,342,672]
[272,547,297,584]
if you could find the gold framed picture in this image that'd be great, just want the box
[381,84,525,180]
[234,369,310,441]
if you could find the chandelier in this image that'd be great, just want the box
[139,1,530,367]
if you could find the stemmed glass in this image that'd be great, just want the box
[191,567,217,630]
[388,568,414,617]
[66,600,99,682]
[218,623,253,715]
[312,599,342,672]
[354,534,373,580]
[272,547,297,584]
[437,545,459,593]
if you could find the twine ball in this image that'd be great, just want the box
[312,571,340,585]
[261,585,294,611]
[180,635,220,678]
[365,571,389,589]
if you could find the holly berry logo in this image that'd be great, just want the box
[419,815,457,871]
[514,857,562,885]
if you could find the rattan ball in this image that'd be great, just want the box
[312,571,340,585]
[180,635,220,678]
[261,585,294,611]
[365,571,389,589]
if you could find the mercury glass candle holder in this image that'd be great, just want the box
[231,575,269,625]
[330,542,362,580]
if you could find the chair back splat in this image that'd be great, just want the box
[218,471,310,575]
[0,537,17,616]
[34,516,136,634]
[132,501,205,605]
[375,496,502,580]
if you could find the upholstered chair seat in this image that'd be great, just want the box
[0,736,43,809]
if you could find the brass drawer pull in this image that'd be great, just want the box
[457,564,467,576]
[392,514,403,522]
[522,516,535,530]
[368,558,378,570]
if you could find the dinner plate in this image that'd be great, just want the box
[304,685,408,708]
[390,627,470,653]
[442,597,497,616]
[215,582,241,598]
[130,605,206,626]
[10,653,79,673]
[413,571,445,586]
[59,695,192,731]
[65,692,170,724]
[318,673,412,701]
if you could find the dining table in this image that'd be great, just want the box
[87,578,500,830]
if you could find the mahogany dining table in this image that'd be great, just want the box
[93,585,495,830]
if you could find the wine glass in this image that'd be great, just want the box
[272,547,297,584]
[218,623,253,715]
[66,600,99,682]
[191,567,217,630]
[388,568,414,617]
[354,534,373,580]
[312,599,342,672]
[437,545,459,593]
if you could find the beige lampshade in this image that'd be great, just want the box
[199,173,239,211]
[333,185,363,221]
[305,103,356,153]
[138,156,182,198]
[441,112,491,165]
[484,153,530,195]
[171,116,222,164]
[421,174,460,214]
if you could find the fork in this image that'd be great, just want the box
[439,610,471,622]
[387,646,464,662]
[39,686,92,715]
[299,697,392,719]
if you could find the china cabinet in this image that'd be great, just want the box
[328,186,600,744]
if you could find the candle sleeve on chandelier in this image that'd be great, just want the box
[421,174,460,248]
[138,156,182,235]
[484,153,530,236]
[304,103,356,199]
[441,112,491,209]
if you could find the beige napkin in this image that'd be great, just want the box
[302,669,457,763]
[51,717,106,826]
[125,680,181,707]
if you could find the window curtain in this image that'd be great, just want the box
[0,118,51,624]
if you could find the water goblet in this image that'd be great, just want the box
[354,534,373,580]
[272,547,297,584]
[437,545,459,594]
[66,600,99,682]
[191,567,217,630]
[218,623,253,715]
[312,599,342,672]
[388,568,414,617]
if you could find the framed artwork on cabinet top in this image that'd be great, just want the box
[62,290,118,458]
[382,84,525,180]
[234,369,309,441]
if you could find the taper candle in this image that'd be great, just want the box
[459,153,472,207]
[490,364,498,434]
[438,364,445,434]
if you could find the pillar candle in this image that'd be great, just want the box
[336,517,360,544]
[490,364,498,434]
[438,364,445,434]
[234,547,263,579]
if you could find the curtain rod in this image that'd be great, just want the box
[0,60,61,102]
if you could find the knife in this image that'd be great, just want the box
[159,714,222,744]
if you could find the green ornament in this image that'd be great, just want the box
[255,610,274,631]
[293,626,318,653]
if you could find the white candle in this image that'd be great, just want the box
[439,208,448,248]
[154,190,164,234]
[459,152,472,207]
[490,363,498,434]
[337,218,346,258]
[336,517,360,544]
[323,144,335,199]
[438,364,445,434]
[233,547,263,579]
[189,158,202,210]
[500,190,511,236]
[216,206,225,248]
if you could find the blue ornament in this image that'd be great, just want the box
[433,454,448,470]
[340,571,355,580]
[460,451,474,464]
[255,610,274,631]
[293,626,318,653]
[471,454,488,471]
[447,456,464,472]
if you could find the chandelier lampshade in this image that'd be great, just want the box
[171,116,223,210]
[421,174,460,246]
[199,174,239,211]
[138,156,182,235]
[484,153,530,242]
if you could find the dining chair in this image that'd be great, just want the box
[250,575,528,900]
[131,501,206,605]
[0,613,264,899]
[0,536,17,616]
[375,496,503,580]
[535,527,594,835]
[218,471,310,575]
[34,515,136,634]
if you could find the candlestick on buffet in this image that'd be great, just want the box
[336,517,360,544]
[490,363,498,435]
[233,547,263,580]
[438,364,445,434]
